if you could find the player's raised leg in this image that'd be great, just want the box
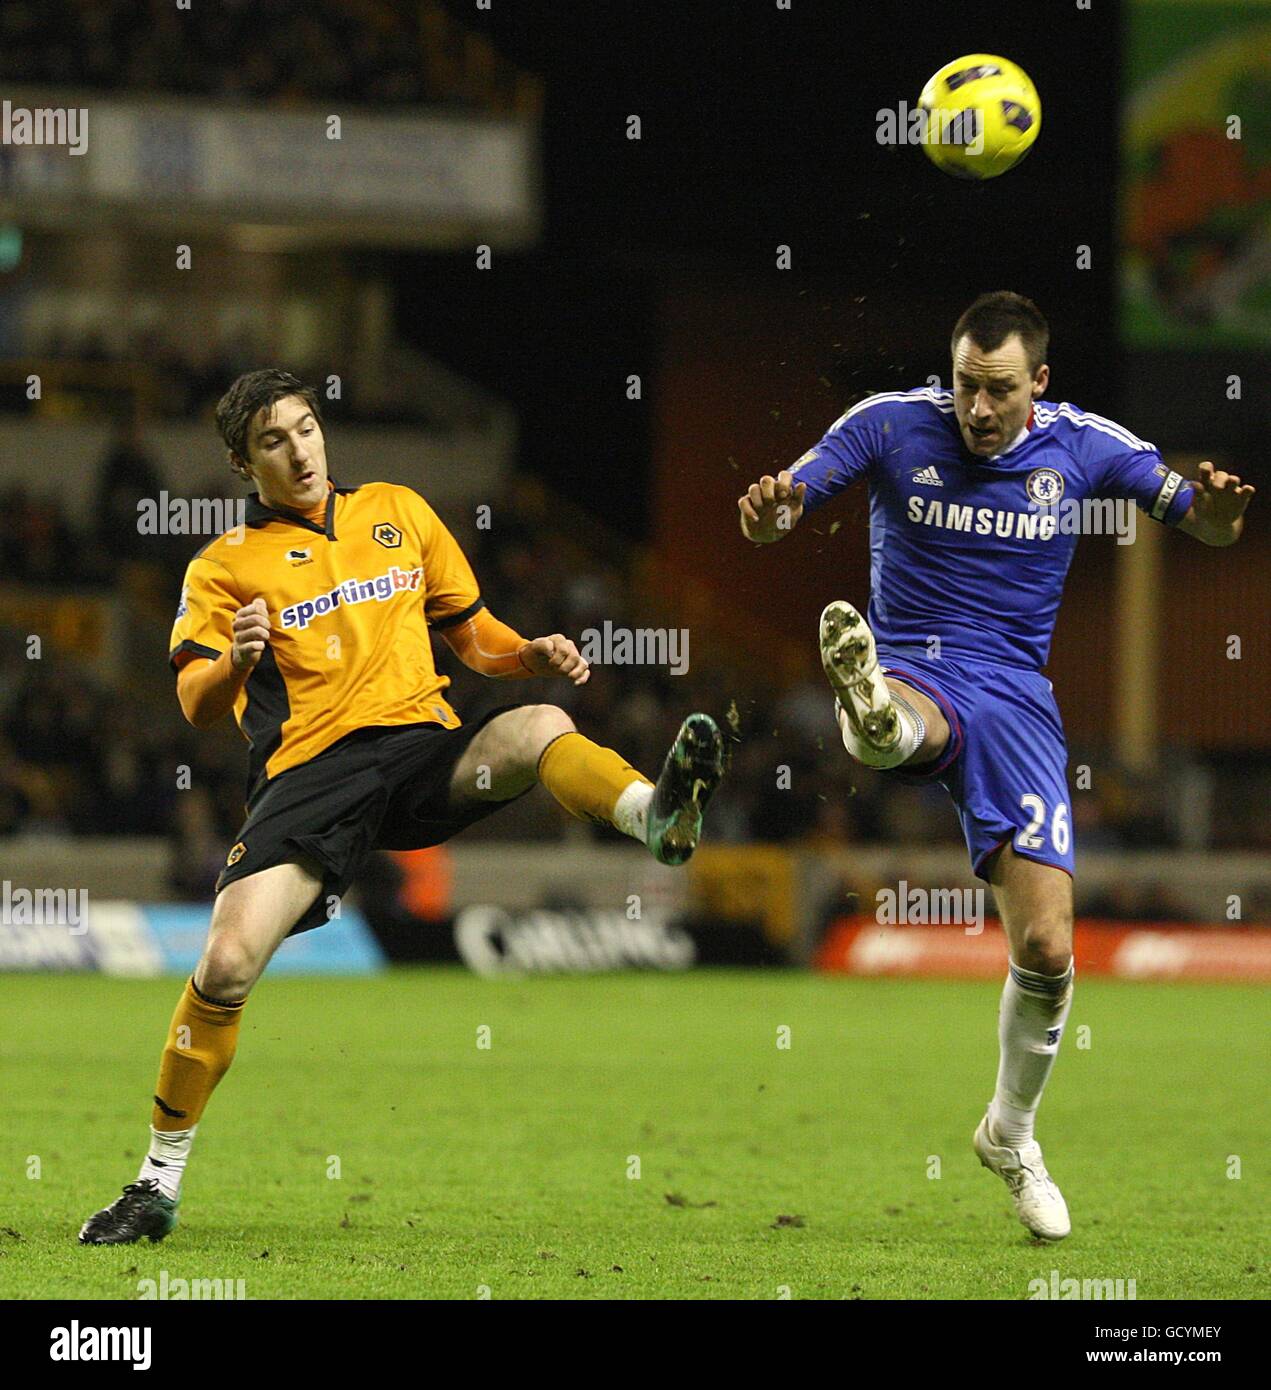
[79,861,322,1245]
[450,704,725,865]
[974,847,1074,1240]
[819,600,949,768]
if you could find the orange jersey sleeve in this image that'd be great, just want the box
[175,649,251,726]
[441,606,534,678]
[169,555,241,671]
[169,554,252,725]
[410,495,483,627]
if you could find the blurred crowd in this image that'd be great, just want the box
[1,312,372,427]
[0,418,202,587]
[2,0,433,106]
[8,326,300,426]
[4,318,460,431]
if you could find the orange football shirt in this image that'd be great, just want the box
[170,482,484,799]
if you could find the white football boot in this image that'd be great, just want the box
[974,1114,1071,1241]
[819,600,902,758]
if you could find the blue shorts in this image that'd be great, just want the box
[877,650,1074,881]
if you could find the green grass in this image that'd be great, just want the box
[1,970,1267,1300]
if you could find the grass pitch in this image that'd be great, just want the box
[2,969,1267,1300]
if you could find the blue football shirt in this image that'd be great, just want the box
[790,387,1194,669]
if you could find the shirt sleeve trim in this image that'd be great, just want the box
[428,597,485,630]
[170,639,222,673]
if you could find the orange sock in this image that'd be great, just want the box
[537,731,652,829]
[151,978,245,1131]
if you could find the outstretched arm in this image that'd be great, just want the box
[441,606,590,685]
[740,395,887,542]
[1177,463,1255,546]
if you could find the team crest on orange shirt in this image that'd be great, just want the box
[226,841,247,867]
[372,522,402,548]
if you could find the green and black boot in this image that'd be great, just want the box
[79,1179,179,1245]
[647,713,726,866]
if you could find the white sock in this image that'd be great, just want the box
[612,780,653,844]
[138,1124,197,1200]
[835,692,925,769]
[988,960,1074,1148]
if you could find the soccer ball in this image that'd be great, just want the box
[918,54,1041,180]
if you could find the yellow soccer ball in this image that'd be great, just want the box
[918,54,1041,180]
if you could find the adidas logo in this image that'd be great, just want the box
[911,466,943,486]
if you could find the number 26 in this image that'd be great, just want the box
[1018,794,1069,855]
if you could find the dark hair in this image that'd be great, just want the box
[951,291,1049,374]
[215,369,323,466]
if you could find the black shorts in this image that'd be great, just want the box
[216,706,524,936]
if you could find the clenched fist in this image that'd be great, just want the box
[517,634,590,685]
[231,598,271,671]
